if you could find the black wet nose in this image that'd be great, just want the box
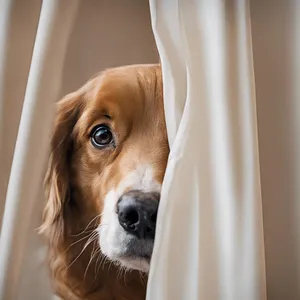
[117,191,159,239]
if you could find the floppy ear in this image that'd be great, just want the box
[40,90,84,242]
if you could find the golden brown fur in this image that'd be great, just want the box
[40,64,168,300]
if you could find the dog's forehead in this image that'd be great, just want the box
[86,71,142,119]
[84,69,163,124]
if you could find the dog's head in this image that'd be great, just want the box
[41,64,168,277]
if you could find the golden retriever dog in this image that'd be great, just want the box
[40,64,169,300]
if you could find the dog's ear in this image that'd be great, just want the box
[40,89,85,242]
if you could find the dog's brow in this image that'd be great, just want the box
[85,107,113,123]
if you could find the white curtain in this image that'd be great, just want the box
[0,1,80,299]
[147,1,300,300]
[0,0,300,300]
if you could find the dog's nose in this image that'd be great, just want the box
[117,190,159,239]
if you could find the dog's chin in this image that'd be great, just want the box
[117,256,150,273]
[98,224,153,273]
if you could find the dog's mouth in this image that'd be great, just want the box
[124,236,154,260]
[99,189,159,272]
[98,220,155,272]
[111,233,154,272]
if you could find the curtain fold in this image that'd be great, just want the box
[0,1,79,299]
[147,1,266,299]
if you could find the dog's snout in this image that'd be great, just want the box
[117,191,159,239]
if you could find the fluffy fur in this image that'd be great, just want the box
[40,64,169,300]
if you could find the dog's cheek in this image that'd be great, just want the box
[98,190,120,256]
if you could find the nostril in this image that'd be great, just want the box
[118,206,140,233]
[126,209,139,224]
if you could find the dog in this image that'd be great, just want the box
[40,64,169,300]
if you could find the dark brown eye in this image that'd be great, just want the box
[91,125,113,148]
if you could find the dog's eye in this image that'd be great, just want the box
[91,125,114,148]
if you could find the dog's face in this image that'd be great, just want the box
[42,64,168,275]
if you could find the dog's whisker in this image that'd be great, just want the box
[70,228,94,238]
[124,267,131,286]
[66,223,107,254]
[120,265,130,287]
[84,230,98,247]
[95,253,109,279]
[66,229,99,271]
[70,215,101,237]
[91,249,102,282]
[92,248,101,269]
[83,242,100,279]
[65,234,91,252]
[138,269,147,285]
[94,251,102,274]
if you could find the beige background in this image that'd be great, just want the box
[251,2,300,299]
